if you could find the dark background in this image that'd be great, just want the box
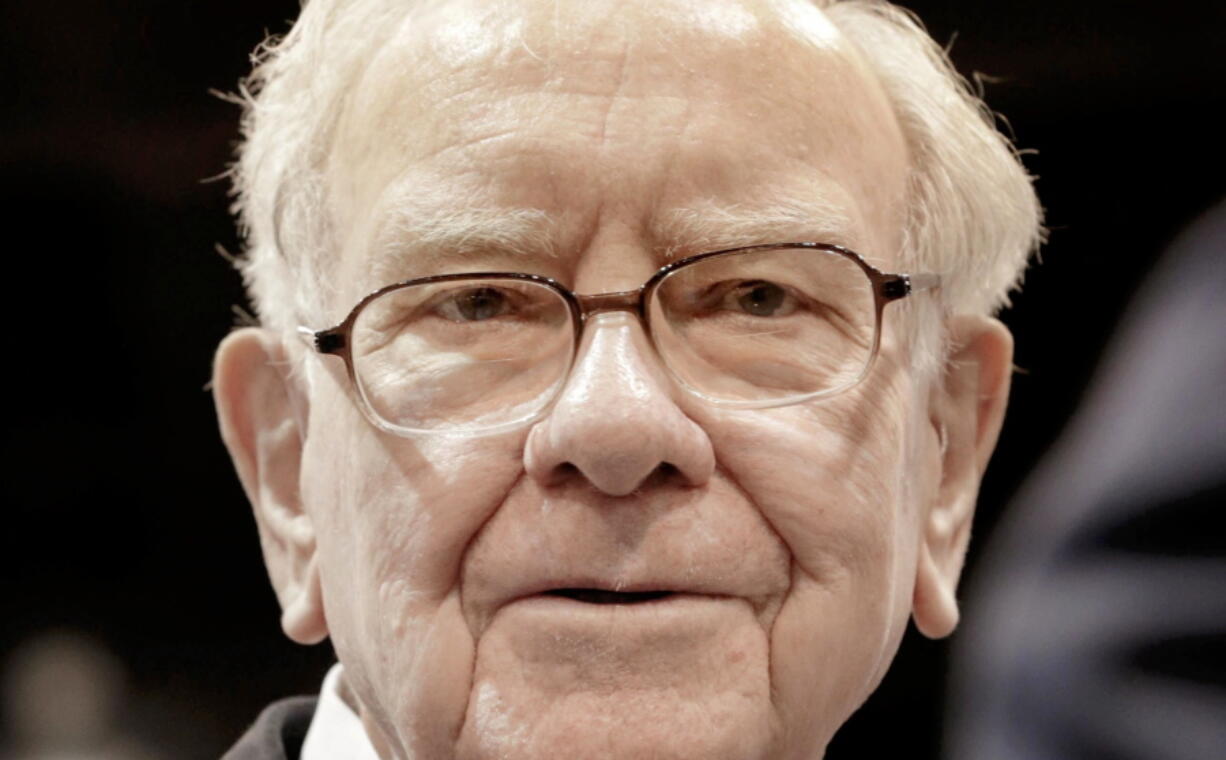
[1,1,1222,757]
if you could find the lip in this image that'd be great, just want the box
[474,574,750,634]
[516,587,736,607]
[539,587,677,604]
[499,575,742,612]
[496,591,747,632]
[510,575,726,601]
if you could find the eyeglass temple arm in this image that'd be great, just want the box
[907,273,941,293]
[881,272,941,302]
[296,325,347,355]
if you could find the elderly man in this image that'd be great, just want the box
[213,0,1041,758]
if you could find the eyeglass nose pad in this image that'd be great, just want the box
[577,298,739,415]
[525,309,716,495]
[527,306,684,433]
[569,310,679,397]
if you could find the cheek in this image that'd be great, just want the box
[302,386,528,597]
[704,382,916,584]
[300,382,530,751]
[695,371,924,750]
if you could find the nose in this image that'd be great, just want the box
[524,312,716,496]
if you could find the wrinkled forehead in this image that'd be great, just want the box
[337,0,849,135]
[324,0,907,292]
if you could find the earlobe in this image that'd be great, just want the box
[213,328,328,645]
[913,541,960,638]
[912,315,1013,639]
[282,555,328,644]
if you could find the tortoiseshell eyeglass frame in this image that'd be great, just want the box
[297,242,941,436]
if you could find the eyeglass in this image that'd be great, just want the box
[299,242,939,436]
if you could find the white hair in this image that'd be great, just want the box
[227,0,1042,369]
[819,0,1043,373]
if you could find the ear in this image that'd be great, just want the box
[912,315,1013,639]
[213,328,328,645]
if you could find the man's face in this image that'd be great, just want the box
[235,1,967,757]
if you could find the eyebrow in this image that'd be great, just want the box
[652,197,860,260]
[368,187,864,283]
[370,204,561,284]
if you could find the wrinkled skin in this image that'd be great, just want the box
[213,1,1014,758]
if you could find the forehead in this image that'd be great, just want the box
[325,0,907,299]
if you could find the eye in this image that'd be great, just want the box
[436,287,511,322]
[726,280,793,317]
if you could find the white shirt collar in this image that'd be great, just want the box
[300,664,382,760]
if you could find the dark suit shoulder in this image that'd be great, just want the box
[223,696,319,760]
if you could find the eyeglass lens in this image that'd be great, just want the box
[651,247,876,403]
[349,247,878,433]
[351,278,575,431]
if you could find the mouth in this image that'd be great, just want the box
[543,588,677,605]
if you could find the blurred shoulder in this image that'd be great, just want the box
[222,696,318,760]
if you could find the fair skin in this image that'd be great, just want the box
[213,1,1014,758]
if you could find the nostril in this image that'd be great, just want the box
[638,462,684,489]
[551,462,581,484]
[544,461,689,494]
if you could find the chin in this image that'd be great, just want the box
[454,688,779,760]
[453,591,783,759]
